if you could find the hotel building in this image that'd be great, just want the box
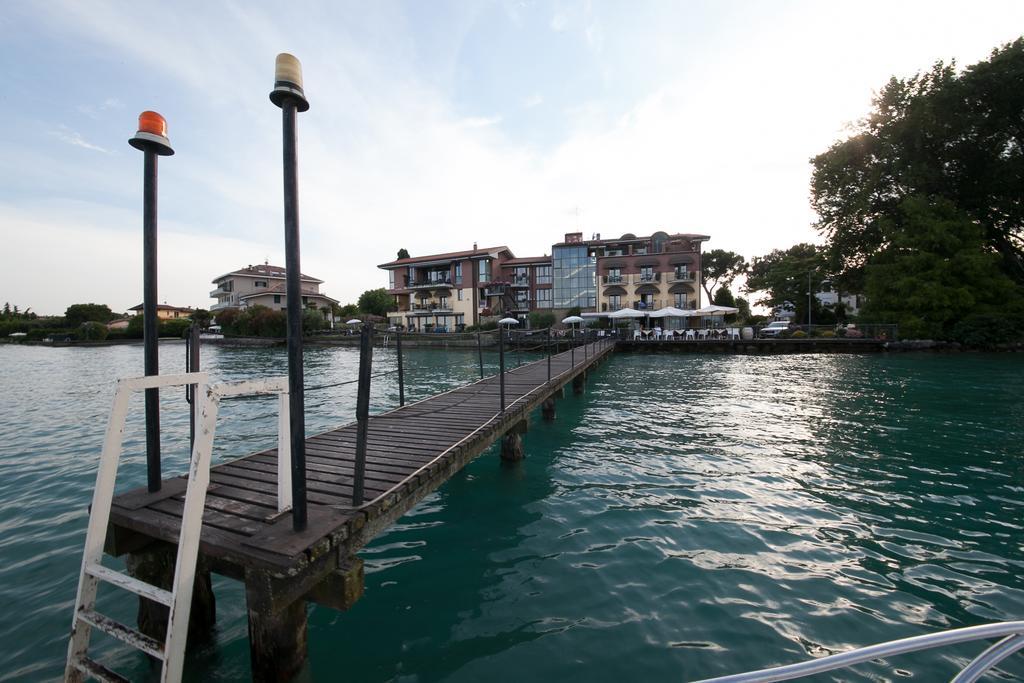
[379,230,708,329]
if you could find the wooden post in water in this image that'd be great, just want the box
[396,329,405,406]
[244,569,308,683]
[499,326,506,413]
[352,323,373,506]
[501,418,527,461]
[477,330,484,378]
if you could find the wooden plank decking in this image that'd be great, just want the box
[107,339,615,589]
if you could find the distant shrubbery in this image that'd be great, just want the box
[215,305,327,338]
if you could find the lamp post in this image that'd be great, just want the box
[129,111,174,493]
[270,53,310,532]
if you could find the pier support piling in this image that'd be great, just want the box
[245,570,309,683]
[572,372,585,395]
[542,397,556,420]
[126,542,216,646]
[500,432,524,461]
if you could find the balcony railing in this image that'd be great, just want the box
[603,274,624,284]
[637,272,661,283]
[410,277,453,288]
[509,275,530,287]
[669,271,697,283]
[410,303,453,314]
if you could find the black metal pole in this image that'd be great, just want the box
[516,330,521,368]
[546,328,551,382]
[499,326,506,413]
[396,329,405,406]
[477,330,484,379]
[185,323,200,452]
[281,100,308,531]
[571,327,575,367]
[584,327,588,362]
[142,149,161,493]
[352,324,373,505]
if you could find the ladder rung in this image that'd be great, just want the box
[77,608,165,660]
[72,655,131,683]
[86,563,173,606]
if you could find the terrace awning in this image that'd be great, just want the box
[668,282,695,294]
[603,285,627,296]
[636,284,659,295]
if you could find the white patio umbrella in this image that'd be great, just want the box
[607,308,647,319]
[345,318,362,324]
[498,317,520,327]
[695,305,739,316]
[561,315,585,326]
[648,306,692,318]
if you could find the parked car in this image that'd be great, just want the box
[759,321,791,338]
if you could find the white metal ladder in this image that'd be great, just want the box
[65,372,213,683]
[65,372,294,682]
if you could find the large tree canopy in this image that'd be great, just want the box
[358,288,396,317]
[700,249,747,301]
[745,243,829,323]
[65,303,113,327]
[811,38,1024,289]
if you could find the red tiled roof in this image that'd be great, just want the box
[378,246,511,268]
[129,303,194,312]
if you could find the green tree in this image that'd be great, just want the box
[735,296,752,321]
[701,249,747,302]
[358,288,396,317]
[528,311,555,329]
[65,303,113,327]
[302,309,326,333]
[861,195,1024,339]
[338,303,360,318]
[397,248,411,260]
[712,287,737,307]
[812,38,1024,288]
[189,309,212,329]
[79,321,108,341]
[745,243,829,325]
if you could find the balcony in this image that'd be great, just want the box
[209,287,231,297]
[509,275,530,287]
[603,274,624,284]
[637,272,661,283]
[668,271,697,283]
[410,277,453,289]
[410,303,453,314]
[210,301,236,312]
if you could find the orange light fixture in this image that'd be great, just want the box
[129,110,174,156]
[137,111,167,138]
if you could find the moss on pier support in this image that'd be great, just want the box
[245,569,309,683]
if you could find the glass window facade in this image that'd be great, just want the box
[478,259,491,283]
[455,262,462,285]
[535,265,552,285]
[536,289,552,308]
[552,245,596,309]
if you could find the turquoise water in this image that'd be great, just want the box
[0,344,1022,681]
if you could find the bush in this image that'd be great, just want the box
[845,328,864,338]
[160,319,192,338]
[528,311,555,329]
[478,320,498,331]
[819,330,836,338]
[80,321,109,341]
[303,309,327,334]
[791,330,807,338]
[952,312,1024,347]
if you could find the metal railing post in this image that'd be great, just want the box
[477,330,484,378]
[396,329,405,406]
[516,330,522,368]
[546,327,551,382]
[499,326,506,413]
[185,323,200,452]
[352,324,374,505]
[571,328,575,367]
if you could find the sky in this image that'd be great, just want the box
[2,1,1023,315]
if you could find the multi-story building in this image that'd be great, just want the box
[127,303,197,320]
[209,262,338,314]
[379,230,708,329]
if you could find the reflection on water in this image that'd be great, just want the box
[0,345,1022,681]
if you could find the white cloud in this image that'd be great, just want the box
[523,93,544,109]
[50,125,110,154]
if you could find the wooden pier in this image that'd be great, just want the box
[104,338,614,680]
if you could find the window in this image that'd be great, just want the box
[673,267,689,281]
[388,270,396,290]
[478,259,491,283]
[273,295,281,304]
[608,294,621,310]
[514,290,529,306]
[535,265,552,285]
[639,266,654,281]
[457,289,464,301]
[255,280,268,288]
[634,246,648,255]
[552,245,596,309]
[438,296,449,309]
[606,267,622,283]
[455,262,463,285]
[674,293,687,308]
[639,293,655,308]
[536,289,552,308]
